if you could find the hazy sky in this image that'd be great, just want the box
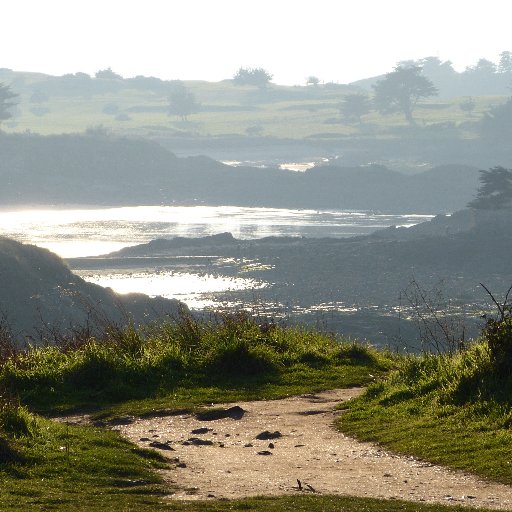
[4,0,510,85]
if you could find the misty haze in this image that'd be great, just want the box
[1,2,512,510]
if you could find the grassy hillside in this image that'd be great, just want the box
[0,236,182,337]
[340,311,512,484]
[0,69,504,140]
[0,315,394,511]
[2,315,504,511]
[0,315,390,505]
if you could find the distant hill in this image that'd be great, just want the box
[0,132,479,213]
[1,66,510,150]
[351,59,512,99]
[0,237,184,340]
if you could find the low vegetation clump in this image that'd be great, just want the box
[340,311,512,484]
[0,313,390,415]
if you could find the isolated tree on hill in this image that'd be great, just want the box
[167,82,199,121]
[0,83,18,127]
[306,75,320,86]
[372,65,438,125]
[233,67,273,89]
[468,166,512,210]
[340,93,372,124]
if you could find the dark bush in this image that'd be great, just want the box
[298,350,330,367]
[207,338,277,378]
[485,317,512,373]
[68,348,119,390]
[0,436,20,463]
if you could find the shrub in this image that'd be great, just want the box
[485,317,512,372]
[0,435,19,463]
[68,342,120,389]
[205,336,278,379]
[0,313,383,409]
[0,386,38,438]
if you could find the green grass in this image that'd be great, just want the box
[168,495,494,512]
[1,315,508,510]
[1,314,391,416]
[93,360,371,420]
[0,315,454,512]
[2,69,505,139]
[0,406,170,511]
[339,317,512,484]
[15,90,494,140]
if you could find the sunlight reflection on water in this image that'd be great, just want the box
[0,205,433,310]
[76,270,267,309]
[0,205,434,258]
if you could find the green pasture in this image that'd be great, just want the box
[2,70,505,139]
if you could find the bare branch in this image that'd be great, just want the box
[480,282,505,320]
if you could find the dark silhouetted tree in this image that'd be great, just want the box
[0,83,18,127]
[340,93,372,123]
[167,82,199,121]
[468,166,512,210]
[306,75,320,86]
[233,67,272,89]
[372,65,438,125]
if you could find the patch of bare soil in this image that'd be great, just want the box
[113,388,512,508]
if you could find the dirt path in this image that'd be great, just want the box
[114,388,512,508]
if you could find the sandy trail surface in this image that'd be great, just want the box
[114,388,512,508]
